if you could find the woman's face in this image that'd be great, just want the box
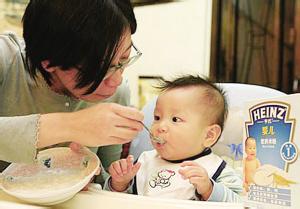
[46,30,133,102]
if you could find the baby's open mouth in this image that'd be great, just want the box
[151,136,165,144]
[140,122,166,144]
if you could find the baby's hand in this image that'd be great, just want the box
[108,155,141,192]
[179,161,212,200]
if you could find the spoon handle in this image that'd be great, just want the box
[141,122,153,137]
[140,122,165,144]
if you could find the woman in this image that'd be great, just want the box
[0,0,143,184]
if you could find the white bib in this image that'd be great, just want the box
[135,150,225,200]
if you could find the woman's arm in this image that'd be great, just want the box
[38,103,144,148]
[0,115,40,163]
[0,103,143,163]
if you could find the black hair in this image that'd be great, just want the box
[22,0,136,94]
[156,75,228,131]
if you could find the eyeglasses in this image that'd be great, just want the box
[104,43,142,79]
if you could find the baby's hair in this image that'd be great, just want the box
[245,137,256,146]
[155,75,228,131]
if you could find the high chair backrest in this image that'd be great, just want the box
[129,83,286,162]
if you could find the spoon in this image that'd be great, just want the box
[141,122,165,144]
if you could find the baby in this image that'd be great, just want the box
[104,75,242,202]
[243,137,261,190]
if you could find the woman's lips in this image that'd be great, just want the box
[97,94,112,97]
[95,92,115,97]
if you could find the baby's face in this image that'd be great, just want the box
[151,87,211,161]
[245,139,257,159]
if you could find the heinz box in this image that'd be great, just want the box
[243,94,300,209]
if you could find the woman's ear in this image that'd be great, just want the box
[41,60,55,73]
[203,124,222,148]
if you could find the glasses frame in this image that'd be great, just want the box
[104,43,142,79]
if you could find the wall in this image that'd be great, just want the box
[0,1,24,35]
[124,0,213,106]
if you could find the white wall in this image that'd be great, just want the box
[124,0,213,106]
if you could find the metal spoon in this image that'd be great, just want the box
[141,122,165,144]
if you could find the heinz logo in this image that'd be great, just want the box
[251,105,287,121]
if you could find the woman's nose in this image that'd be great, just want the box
[104,69,124,87]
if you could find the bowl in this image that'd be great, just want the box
[0,147,100,205]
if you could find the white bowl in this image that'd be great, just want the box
[0,147,100,205]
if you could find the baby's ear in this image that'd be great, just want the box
[203,124,222,148]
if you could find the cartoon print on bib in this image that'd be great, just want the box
[149,169,176,188]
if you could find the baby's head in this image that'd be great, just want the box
[245,137,257,160]
[151,75,227,161]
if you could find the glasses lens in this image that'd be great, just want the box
[104,43,142,79]
[126,45,142,67]
[126,55,140,67]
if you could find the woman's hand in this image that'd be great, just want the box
[38,103,144,148]
[70,103,144,146]
[69,142,101,191]
[179,161,213,200]
[108,155,141,192]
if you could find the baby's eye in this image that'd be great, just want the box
[172,117,182,122]
[154,115,160,121]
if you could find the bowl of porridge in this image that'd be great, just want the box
[0,147,99,205]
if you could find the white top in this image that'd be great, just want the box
[105,149,243,202]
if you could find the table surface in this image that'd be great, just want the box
[0,185,244,209]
